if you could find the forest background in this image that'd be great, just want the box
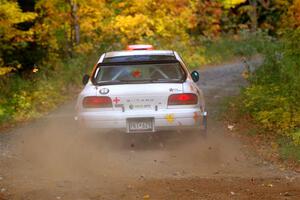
[0,0,300,161]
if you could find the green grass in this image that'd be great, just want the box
[278,137,300,163]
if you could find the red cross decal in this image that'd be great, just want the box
[113,97,121,104]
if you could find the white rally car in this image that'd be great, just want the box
[76,48,207,134]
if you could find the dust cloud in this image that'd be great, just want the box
[7,109,256,190]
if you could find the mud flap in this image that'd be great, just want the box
[200,111,208,137]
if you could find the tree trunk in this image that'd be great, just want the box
[72,1,80,45]
[248,0,258,32]
[67,0,80,50]
[258,0,270,9]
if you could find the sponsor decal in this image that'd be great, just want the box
[129,104,151,109]
[169,88,182,92]
[99,88,110,94]
[113,97,121,104]
[165,114,174,124]
[126,98,154,103]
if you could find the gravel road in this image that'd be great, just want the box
[0,61,299,200]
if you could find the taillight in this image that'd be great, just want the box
[168,93,198,105]
[82,96,112,108]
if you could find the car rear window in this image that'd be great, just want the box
[93,62,186,85]
[103,55,176,63]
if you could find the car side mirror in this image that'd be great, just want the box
[191,71,200,82]
[82,74,90,85]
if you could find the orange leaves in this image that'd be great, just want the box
[281,0,300,29]
[190,0,223,37]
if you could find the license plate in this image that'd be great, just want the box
[127,118,154,132]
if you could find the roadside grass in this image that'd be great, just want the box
[278,137,300,163]
[217,29,300,167]
[217,96,240,121]
[0,53,96,129]
[222,96,300,166]
[200,33,263,66]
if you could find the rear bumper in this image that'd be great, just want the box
[77,108,207,133]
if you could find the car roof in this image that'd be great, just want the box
[104,50,174,58]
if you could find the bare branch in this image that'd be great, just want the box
[258,0,270,9]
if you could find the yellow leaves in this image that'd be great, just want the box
[256,109,290,132]
[0,58,18,75]
[291,129,300,146]
[0,107,4,117]
[0,0,36,24]
[114,14,154,44]
[0,0,37,42]
[0,67,15,76]
[74,43,93,54]
[223,0,247,9]
[127,0,152,15]
[6,0,223,55]
[109,0,194,44]
[242,81,300,141]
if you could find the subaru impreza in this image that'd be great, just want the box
[76,49,207,134]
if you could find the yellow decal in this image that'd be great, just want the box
[165,114,174,123]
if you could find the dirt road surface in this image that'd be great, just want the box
[1,62,300,200]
